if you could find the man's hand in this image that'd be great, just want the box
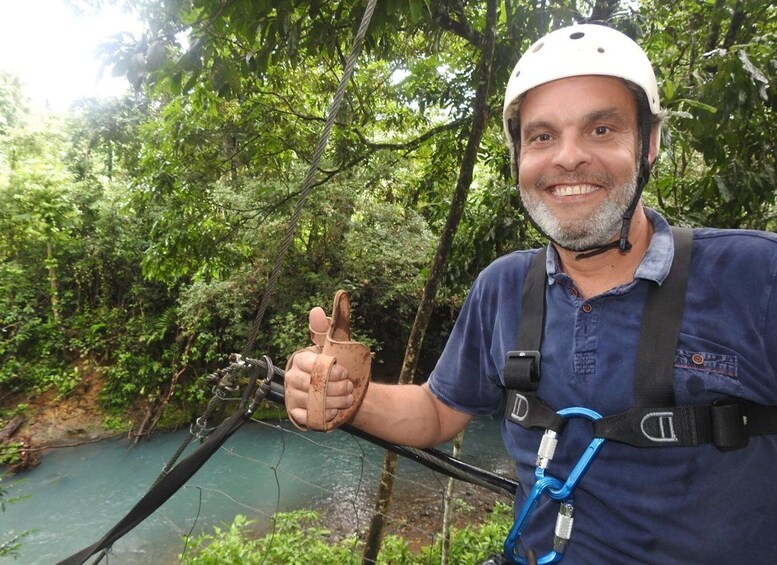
[284,307,355,428]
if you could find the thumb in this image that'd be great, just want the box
[309,306,330,334]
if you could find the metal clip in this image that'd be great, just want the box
[246,355,276,417]
[503,407,606,564]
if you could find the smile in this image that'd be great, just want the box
[549,184,600,197]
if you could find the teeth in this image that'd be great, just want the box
[551,184,598,196]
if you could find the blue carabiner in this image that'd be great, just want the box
[503,406,605,564]
[540,407,606,501]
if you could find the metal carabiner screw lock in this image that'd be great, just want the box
[536,430,558,469]
[553,502,574,554]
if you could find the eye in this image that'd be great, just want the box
[532,133,552,143]
[593,125,610,136]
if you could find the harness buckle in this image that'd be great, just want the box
[505,350,541,390]
[711,399,749,451]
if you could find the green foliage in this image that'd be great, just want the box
[643,0,776,229]
[1,0,774,420]
[420,501,513,563]
[180,515,263,564]
[182,511,361,565]
[102,412,131,432]
[0,443,23,467]
[0,72,27,156]
[182,504,512,564]
[0,148,77,396]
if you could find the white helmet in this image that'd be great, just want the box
[503,24,660,163]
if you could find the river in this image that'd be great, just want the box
[1,416,514,564]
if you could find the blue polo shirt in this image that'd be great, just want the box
[427,209,777,563]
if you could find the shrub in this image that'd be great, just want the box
[181,502,513,565]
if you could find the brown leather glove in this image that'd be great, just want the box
[284,290,372,431]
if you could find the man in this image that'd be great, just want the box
[284,24,777,563]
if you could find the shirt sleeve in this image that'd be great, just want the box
[426,252,532,415]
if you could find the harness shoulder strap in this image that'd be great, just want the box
[634,226,693,407]
[504,247,546,391]
[504,248,566,433]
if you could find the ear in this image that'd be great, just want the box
[648,125,661,166]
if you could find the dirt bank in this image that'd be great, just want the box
[1,372,127,471]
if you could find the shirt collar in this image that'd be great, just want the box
[545,207,674,285]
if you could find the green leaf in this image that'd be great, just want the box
[714,175,733,203]
[680,98,718,114]
[409,0,422,22]
[662,78,675,102]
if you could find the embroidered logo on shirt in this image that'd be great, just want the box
[574,351,596,375]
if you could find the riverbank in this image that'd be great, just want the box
[1,371,123,471]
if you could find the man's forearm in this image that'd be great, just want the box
[350,382,471,448]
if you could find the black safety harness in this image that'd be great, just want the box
[504,227,777,450]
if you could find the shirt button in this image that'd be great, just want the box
[582,303,593,313]
[691,353,705,366]
[570,288,580,298]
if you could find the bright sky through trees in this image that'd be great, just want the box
[0,0,141,112]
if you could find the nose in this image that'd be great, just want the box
[551,133,592,171]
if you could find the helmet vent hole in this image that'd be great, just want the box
[532,42,545,53]
[569,32,585,40]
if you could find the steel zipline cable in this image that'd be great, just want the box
[147,0,380,494]
[241,0,378,358]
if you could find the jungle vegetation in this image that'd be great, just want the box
[1,0,774,560]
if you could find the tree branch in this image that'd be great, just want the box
[352,117,468,151]
[431,4,483,48]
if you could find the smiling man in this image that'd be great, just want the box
[285,23,777,564]
[517,76,646,252]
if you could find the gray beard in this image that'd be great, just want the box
[519,173,638,252]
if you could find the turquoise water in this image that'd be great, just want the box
[1,417,511,564]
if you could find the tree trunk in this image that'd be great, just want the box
[0,415,25,442]
[47,240,61,323]
[361,1,498,562]
[442,430,464,564]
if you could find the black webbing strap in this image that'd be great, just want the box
[504,248,566,433]
[504,247,546,391]
[633,227,693,407]
[57,407,250,565]
[593,399,777,449]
